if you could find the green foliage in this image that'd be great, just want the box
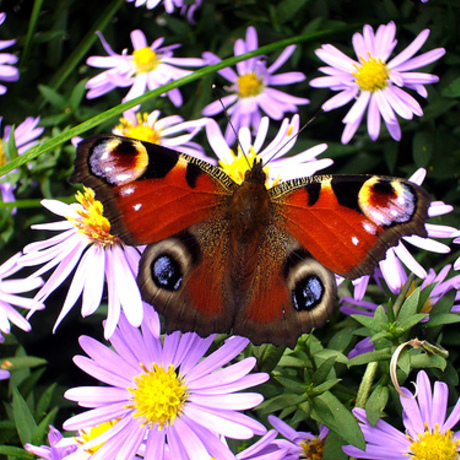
[0,0,459,457]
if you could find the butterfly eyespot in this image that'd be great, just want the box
[292,275,324,311]
[152,254,183,291]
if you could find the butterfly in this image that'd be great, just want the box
[70,135,430,348]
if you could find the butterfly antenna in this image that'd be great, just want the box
[263,108,324,167]
[212,84,251,168]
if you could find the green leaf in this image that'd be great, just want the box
[442,77,460,98]
[0,445,34,458]
[426,313,460,327]
[257,344,286,374]
[12,388,37,445]
[348,349,392,367]
[36,383,57,421]
[313,349,348,365]
[397,313,428,332]
[411,353,447,371]
[323,429,349,460]
[312,356,337,386]
[38,84,67,110]
[3,356,47,371]
[273,376,305,394]
[276,0,309,23]
[397,289,420,323]
[412,131,433,168]
[311,392,365,449]
[365,384,389,426]
[311,378,342,395]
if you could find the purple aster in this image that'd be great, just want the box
[113,109,209,160]
[125,0,202,22]
[268,415,329,459]
[202,26,309,144]
[0,12,19,95]
[63,308,268,460]
[342,264,460,325]
[310,22,445,144]
[86,30,203,105]
[343,370,460,459]
[24,426,78,459]
[205,115,331,187]
[18,189,145,339]
[0,252,44,336]
[0,116,44,207]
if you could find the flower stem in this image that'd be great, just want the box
[355,361,378,408]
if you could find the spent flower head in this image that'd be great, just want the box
[86,29,203,105]
[310,22,445,143]
[63,308,268,459]
[18,189,144,339]
[343,370,460,459]
[202,26,309,144]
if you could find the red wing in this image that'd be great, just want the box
[70,135,236,245]
[270,175,430,279]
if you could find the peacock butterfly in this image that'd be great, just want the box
[70,135,430,347]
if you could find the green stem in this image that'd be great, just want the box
[355,361,378,408]
[19,0,45,70]
[0,24,357,178]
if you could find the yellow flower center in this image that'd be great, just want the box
[409,424,459,460]
[133,47,160,73]
[67,187,117,246]
[353,54,389,92]
[128,363,187,429]
[77,420,119,454]
[219,146,273,187]
[300,436,325,460]
[237,72,265,98]
[116,112,161,144]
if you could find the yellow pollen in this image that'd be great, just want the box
[237,72,264,98]
[352,54,389,92]
[67,187,117,246]
[128,363,187,429]
[408,424,459,460]
[133,47,160,73]
[218,146,272,187]
[77,420,119,454]
[116,112,162,144]
[299,436,325,460]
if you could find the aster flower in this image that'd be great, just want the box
[268,415,329,459]
[24,426,78,459]
[18,189,144,339]
[202,26,309,144]
[0,252,44,337]
[63,308,268,460]
[310,21,445,144]
[0,116,44,206]
[343,370,460,459]
[342,264,460,318]
[205,115,331,187]
[0,12,19,95]
[113,109,209,159]
[86,29,203,105]
[126,0,202,22]
[343,168,456,299]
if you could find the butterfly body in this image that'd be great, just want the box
[71,135,430,347]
